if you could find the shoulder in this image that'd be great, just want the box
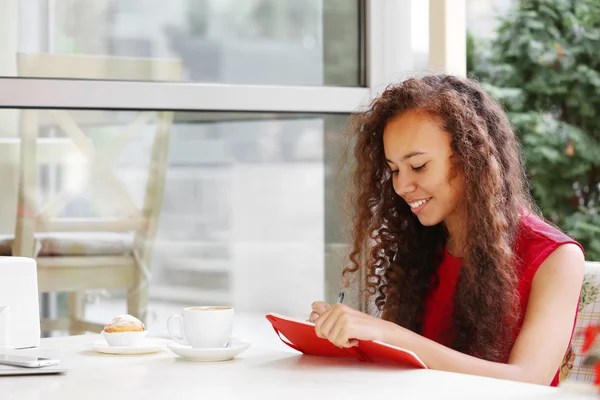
[514,213,585,271]
[535,242,585,283]
[517,213,579,247]
[529,243,584,320]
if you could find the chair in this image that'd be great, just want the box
[560,261,600,382]
[5,53,181,334]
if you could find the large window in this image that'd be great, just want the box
[0,109,345,329]
[0,0,465,336]
[15,0,363,86]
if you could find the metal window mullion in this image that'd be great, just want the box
[366,0,416,99]
[0,78,370,113]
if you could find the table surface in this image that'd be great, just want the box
[0,335,596,400]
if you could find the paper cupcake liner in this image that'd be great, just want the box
[101,330,147,347]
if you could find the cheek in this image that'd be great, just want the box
[426,168,463,208]
[445,174,465,209]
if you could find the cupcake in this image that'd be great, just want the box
[101,314,147,347]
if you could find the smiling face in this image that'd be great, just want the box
[383,110,465,227]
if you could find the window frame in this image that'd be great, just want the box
[0,0,466,313]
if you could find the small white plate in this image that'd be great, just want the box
[85,338,172,355]
[167,338,250,362]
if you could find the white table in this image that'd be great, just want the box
[0,335,595,400]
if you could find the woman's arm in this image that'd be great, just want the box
[314,243,584,385]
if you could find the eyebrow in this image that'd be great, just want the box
[385,151,427,163]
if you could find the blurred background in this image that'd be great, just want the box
[0,0,598,351]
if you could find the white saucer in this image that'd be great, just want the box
[85,338,172,355]
[167,339,250,361]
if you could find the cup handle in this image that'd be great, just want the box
[167,314,188,346]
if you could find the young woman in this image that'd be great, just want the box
[309,75,585,386]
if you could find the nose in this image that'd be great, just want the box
[393,173,417,197]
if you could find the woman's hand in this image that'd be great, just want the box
[309,301,330,322]
[312,302,394,348]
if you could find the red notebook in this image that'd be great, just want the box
[266,313,427,369]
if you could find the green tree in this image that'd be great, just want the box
[469,0,600,260]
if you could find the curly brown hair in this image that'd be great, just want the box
[342,74,535,362]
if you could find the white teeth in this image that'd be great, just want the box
[409,198,429,208]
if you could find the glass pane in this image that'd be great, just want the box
[0,109,350,340]
[5,0,362,86]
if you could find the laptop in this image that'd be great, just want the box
[0,354,70,376]
[0,363,69,376]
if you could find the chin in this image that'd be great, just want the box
[416,217,436,227]
[415,213,443,227]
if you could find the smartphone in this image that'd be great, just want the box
[0,354,60,368]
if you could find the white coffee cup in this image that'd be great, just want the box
[167,306,233,349]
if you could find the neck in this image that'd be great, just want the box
[444,210,467,257]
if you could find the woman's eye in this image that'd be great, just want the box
[391,170,399,175]
[412,163,427,172]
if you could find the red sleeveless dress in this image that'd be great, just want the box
[421,213,584,386]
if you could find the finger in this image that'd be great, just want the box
[308,311,319,323]
[314,306,336,339]
[346,339,359,348]
[311,301,331,315]
[315,305,343,340]
[314,312,328,339]
[328,314,348,348]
